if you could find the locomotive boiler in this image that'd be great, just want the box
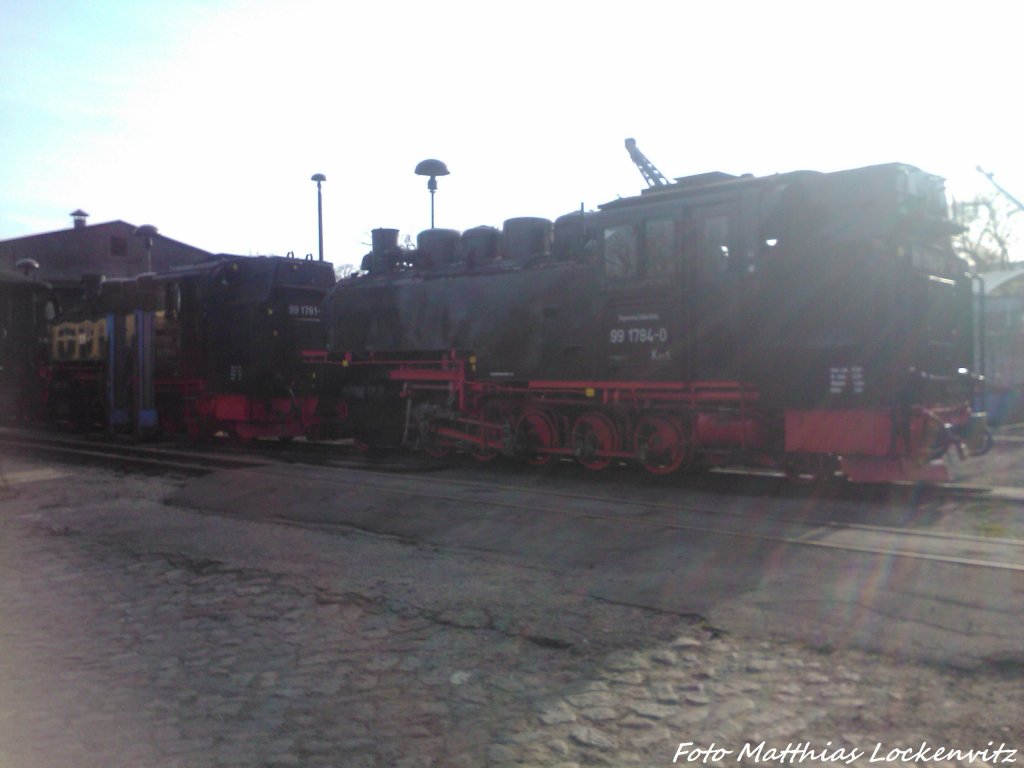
[323,160,988,482]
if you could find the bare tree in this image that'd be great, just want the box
[334,263,356,280]
[953,193,1018,269]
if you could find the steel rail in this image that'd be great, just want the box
[233,465,1024,574]
[5,431,1021,573]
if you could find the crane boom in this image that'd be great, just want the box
[625,138,669,187]
[978,166,1024,216]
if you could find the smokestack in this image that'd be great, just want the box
[70,209,89,229]
[371,228,399,258]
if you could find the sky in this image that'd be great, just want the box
[2,0,1022,270]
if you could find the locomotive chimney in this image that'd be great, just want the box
[71,209,89,229]
[371,228,400,258]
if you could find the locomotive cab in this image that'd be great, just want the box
[748,164,980,480]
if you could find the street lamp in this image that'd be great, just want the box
[414,159,449,229]
[134,224,158,273]
[311,173,326,261]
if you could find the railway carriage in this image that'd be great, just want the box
[323,162,987,482]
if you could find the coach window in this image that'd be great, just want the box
[700,215,731,279]
[604,224,639,279]
[644,218,675,278]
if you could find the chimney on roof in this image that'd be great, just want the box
[71,209,89,229]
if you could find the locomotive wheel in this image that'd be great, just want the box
[471,444,499,462]
[572,411,618,471]
[470,401,503,461]
[418,419,452,459]
[423,435,453,459]
[184,412,214,443]
[516,409,558,466]
[635,414,688,475]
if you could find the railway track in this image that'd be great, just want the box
[0,427,439,475]
[0,428,272,475]
[240,464,1024,575]
[5,427,1022,575]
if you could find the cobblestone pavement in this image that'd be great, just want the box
[0,455,1020,767]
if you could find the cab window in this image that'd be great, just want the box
[645,218,675,277]
[700,215,731,279]
[604,219,677,280]
[604,225,639,278]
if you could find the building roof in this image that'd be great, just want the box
[980,264,1024,296]
[0,219,212,284]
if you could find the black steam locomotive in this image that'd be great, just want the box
[323,160,987,482]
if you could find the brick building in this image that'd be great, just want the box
[0,210,213,307]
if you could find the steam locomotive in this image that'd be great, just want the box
[322,161,988,483]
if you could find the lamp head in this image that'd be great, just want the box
[415,159,449,179]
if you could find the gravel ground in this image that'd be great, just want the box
[0,451,1020,768]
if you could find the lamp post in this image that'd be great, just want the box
[133,224,158,273]
[414,159,449,229]
[311,173,326,261]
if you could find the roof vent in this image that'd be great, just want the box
[16,258,40,276]
[71,209,89,229]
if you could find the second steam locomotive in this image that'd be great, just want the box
[322,160,987,482]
